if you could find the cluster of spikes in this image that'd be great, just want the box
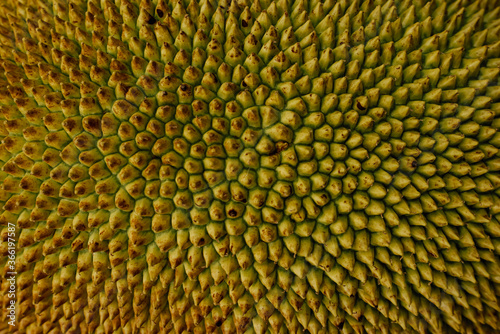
[0,0,500,333]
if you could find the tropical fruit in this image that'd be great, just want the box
[1,0,500,333]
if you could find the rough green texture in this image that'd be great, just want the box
[0,0,500,333]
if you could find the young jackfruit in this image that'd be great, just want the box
[0,0,500,333]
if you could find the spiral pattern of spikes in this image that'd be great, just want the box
[1,0,500,333]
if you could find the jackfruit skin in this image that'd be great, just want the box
[0,0,500,333]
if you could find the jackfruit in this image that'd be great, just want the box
[0,0,500,333]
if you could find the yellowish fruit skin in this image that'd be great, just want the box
[0,0,500,333]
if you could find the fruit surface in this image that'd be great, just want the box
[0,0,500,333]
